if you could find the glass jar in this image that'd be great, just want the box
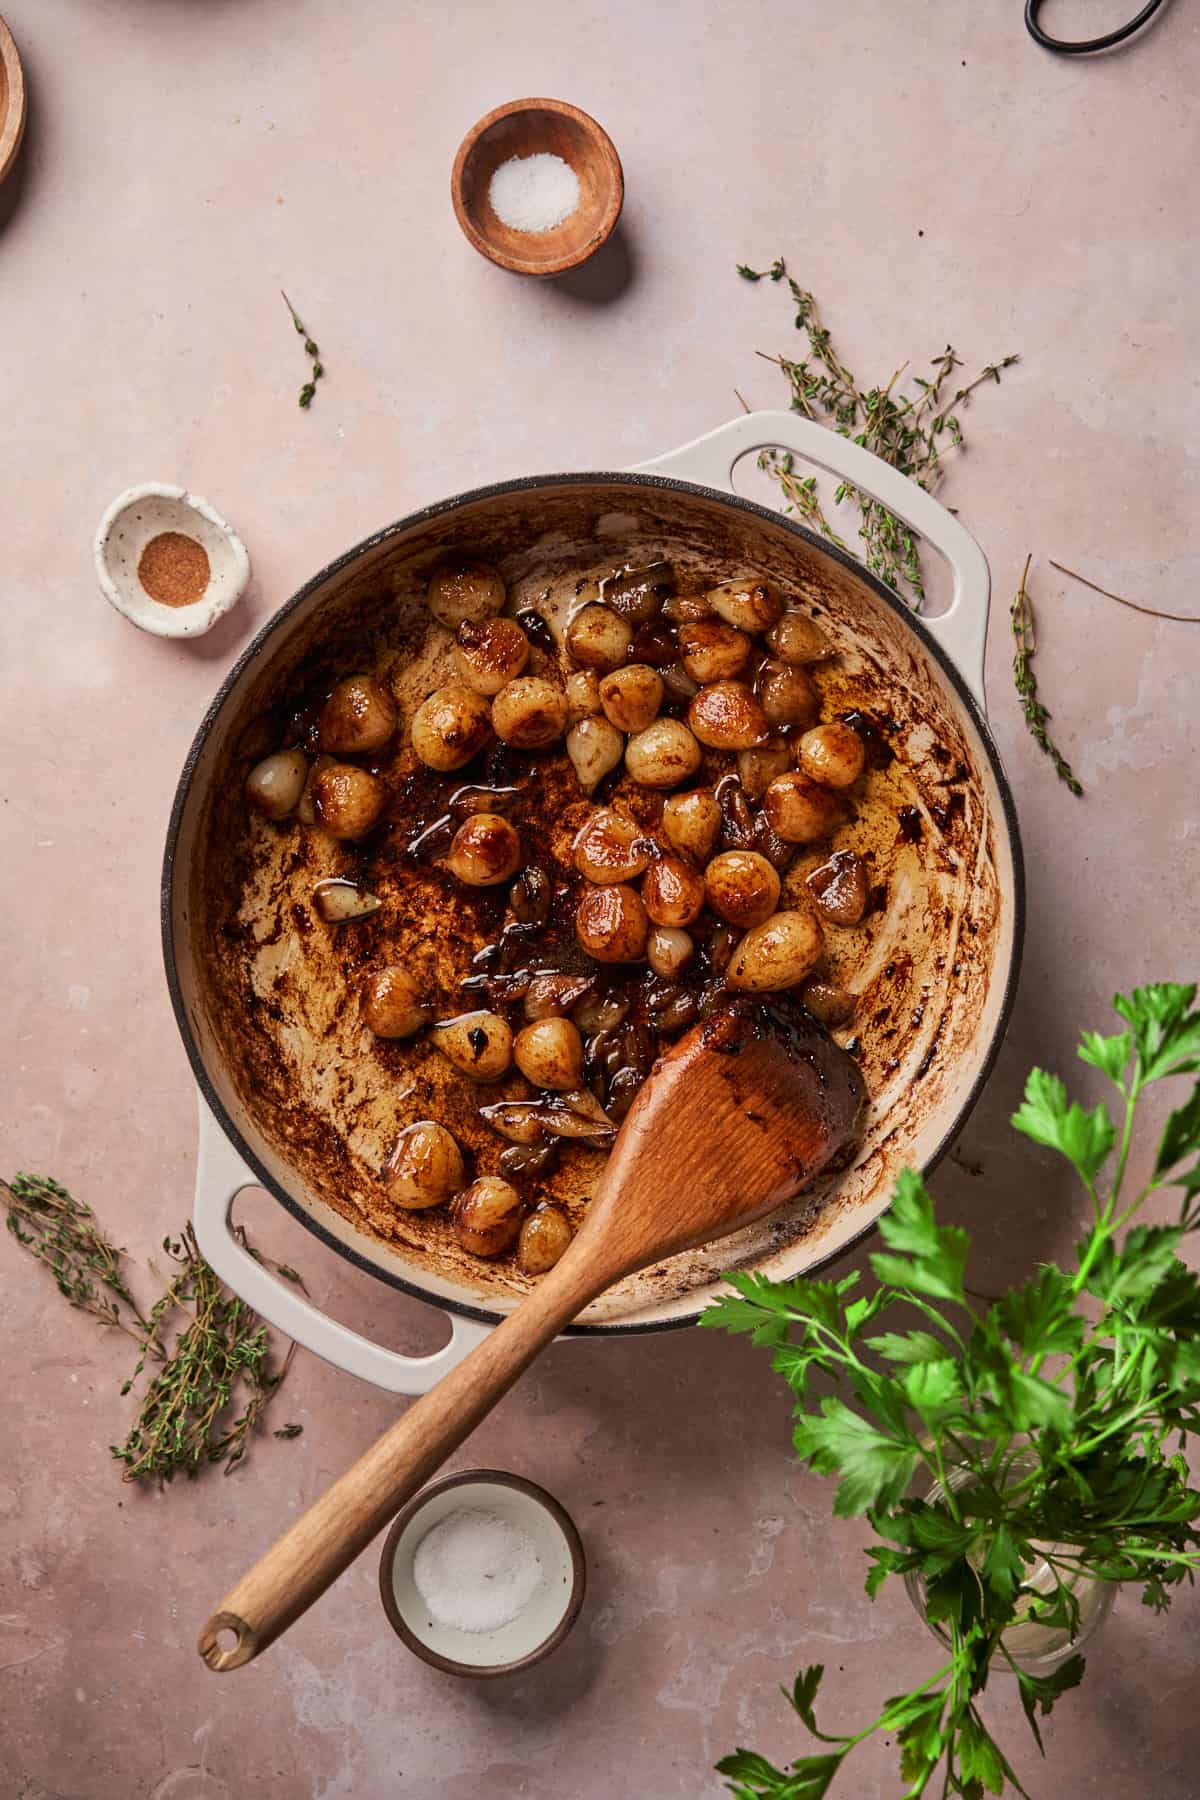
[903,1457,1116,1674]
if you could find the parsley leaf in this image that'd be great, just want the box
[793,1398,918,1516]
[1014,1656,1085,1755]
[903,1359,963,1429]
[980,1524,1026,1608]
[956,1712,1009,1795]
[1155,1083,1200,1179]
[1078,1029,1132,1085]
[867,1329,953,1366]
[997,1266,1084,1360]
[1011,1068,1116,1185]
[782,1665,848,1745]
[717,1749,843,1799]
[869,1170,969,1304]
[1115,983,1200,1081]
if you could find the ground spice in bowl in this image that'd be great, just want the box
[138,530,210,607]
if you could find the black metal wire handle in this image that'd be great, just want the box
[1025,0,1167,53]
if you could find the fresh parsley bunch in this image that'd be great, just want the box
[707,983,1200,1798]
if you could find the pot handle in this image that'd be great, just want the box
[193,1099,492,1395]
[633,411,991,712]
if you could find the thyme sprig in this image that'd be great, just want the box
[114,1224,303,1483]
[1012,554,1082,795]
[4,1175,304,1483]
[3,1174,155,1347]
[281,290,325,409]
[712,982,1200,1796]
[737,258,1017,609]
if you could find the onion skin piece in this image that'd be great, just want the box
[478,1101,547,1145]
[478,1093,615,1144]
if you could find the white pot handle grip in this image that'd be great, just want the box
[193,1098,492,1394]
[632,411,991,712]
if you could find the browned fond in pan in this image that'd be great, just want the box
[184,481,1004,1325]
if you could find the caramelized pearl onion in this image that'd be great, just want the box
[704,850,781,930]
[317,676,397,754]
[575,883,649,963]
[246,751,308,821]
[430,1010,514,1079]
[517,1205,574,1274]
[411,686,492,771]
[454,617,530,694]
[452,1177,523,1257]
[798,721,867,789]
[427,559,506,630]
[662,789,721,863]
[384,1122,465,1209]
[727,911,825,992]
[575,807,652,883]
[807,848,870,926]
[687,681,770,750]
[310,763,387,838]
[362,968,430,1037]
[642,856,706,928]
[444,813,522,885]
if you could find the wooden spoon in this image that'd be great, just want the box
[198,1004,865,1670]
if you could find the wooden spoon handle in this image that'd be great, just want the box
[198,1252,601,1671]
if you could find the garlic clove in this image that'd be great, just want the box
[312,878,383,922]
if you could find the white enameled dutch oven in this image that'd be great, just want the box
[163,414,1023,1393]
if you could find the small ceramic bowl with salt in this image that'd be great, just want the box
[451,97,623,278]
[94,482,251,640]
[379,1469,586,1676]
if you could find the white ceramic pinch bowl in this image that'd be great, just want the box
[378,1469,586,1676]
[94,482,250,639]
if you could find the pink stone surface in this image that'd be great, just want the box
[2,3,1199,1795]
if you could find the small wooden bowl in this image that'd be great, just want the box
[0,14,27,187]
[451,98,623,278]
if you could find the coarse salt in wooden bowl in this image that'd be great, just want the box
[0,13,27,187]
[451,97,623,278]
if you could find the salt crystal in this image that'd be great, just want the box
[412,1507,544,1634]
[489,153,580,234]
